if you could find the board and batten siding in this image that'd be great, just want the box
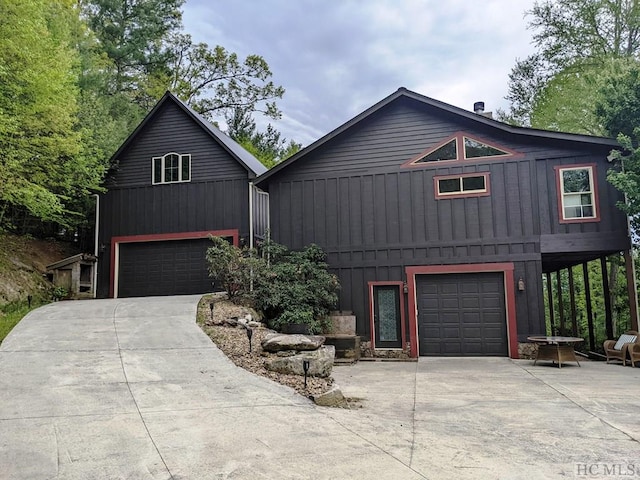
[97,99,253,298]
[109,100,248,188]
[263,96,628,341]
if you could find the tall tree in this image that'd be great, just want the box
[157,34,285,122]
[502,0,640,127]
[0,0,85,228]
[227,108,300,168]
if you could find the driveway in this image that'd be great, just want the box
[0,297,638,479]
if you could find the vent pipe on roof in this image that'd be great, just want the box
[473,101,485,114]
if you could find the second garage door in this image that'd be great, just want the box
[417,272,508,356]
[118,239,213,298]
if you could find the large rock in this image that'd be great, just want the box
[265,345,335,378]
[312,385,346,407]
[261,333,325,352]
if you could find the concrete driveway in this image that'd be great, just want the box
[0,296,638,479]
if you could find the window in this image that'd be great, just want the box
[152,153,191,184]
[434,173,490,199]
[403,132,520,168]
[556,165,599,222]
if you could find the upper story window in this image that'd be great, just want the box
[152,153,191,185]
[434,173,490,199]
[402,132,521,168]
[555,164,599,223]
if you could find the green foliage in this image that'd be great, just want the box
[227,108,301,168]
[206,236,263,301]
[0,297,45,344]
[254,241,339,334]
[205,237,339,334]
[161,34,285,122]
[502,0,640,126]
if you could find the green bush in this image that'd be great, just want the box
[254,241,339,334]
[205,237,340,333]
[206,236,263,302]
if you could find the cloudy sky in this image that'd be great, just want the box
[182,0,538,146]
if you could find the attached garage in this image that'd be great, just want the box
[110,230,238,298]
[416,272,508,356]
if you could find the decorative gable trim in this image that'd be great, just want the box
[401,131,523,169]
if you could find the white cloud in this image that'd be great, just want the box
[182,0,537,146]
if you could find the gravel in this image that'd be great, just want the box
[197,295,334,398]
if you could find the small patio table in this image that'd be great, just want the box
[527,336,584,368]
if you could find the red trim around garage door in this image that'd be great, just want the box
[109,229,239,298]
[405,263,518,359]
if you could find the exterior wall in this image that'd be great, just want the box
[263,97,629,344]
[97,100,252,298]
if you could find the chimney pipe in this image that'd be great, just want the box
[473,101,485,114]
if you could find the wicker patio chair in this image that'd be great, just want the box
[630,343,640,367]
[603,331,639,366]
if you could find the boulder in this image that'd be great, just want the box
[261,333,325,352]
[312,385,347,407]
[265,345,335,378]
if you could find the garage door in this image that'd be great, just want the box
[417,272,507,356]
[118,239,213,298]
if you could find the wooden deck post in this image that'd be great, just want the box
[624,249,639,331]
[568,267,578,337]
[546,272,555,335]
[583,262,595,351]
[557,271,565,335]
[601,256,614,340]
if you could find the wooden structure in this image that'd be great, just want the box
[47,253,96,298]
[95,92,268,298]
[255,88,636,358]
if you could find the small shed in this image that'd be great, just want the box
[46,253,96,298]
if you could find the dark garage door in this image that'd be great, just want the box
[118,239,213,298]
[417,272,508,356]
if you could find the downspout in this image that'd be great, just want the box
[249,182,254,292]
[93,193,99,298]
[249,181,254,250]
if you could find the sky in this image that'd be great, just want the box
[182,0,538,147]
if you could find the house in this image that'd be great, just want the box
[255,88,637,358]
[95,91,268,299]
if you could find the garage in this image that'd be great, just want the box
[117,238,213,298]
[416,272,508,356]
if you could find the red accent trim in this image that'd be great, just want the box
[368,281,406,352]
[554,164,601,224]
[108,229,239,298]
[404,263,519,359]
[434,172,491,199]
[401,131,523,169]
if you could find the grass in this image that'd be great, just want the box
[0,299,43,345]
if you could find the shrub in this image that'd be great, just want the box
[206,236,263,302]
[254,241,339,334]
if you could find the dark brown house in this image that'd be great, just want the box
[255,88,635,358]
[96,91,268,298]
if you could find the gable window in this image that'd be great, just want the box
[556,164,599,223]
[152,153,191,184]
[434,173,490,199]
[403,132,521,168]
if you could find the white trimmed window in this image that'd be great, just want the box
[557,165,598,222]
[152,153,191,184]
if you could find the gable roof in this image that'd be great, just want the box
[255,87,618,185]
[110,91,267,177]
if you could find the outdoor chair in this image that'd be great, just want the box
[603,331,639,366]
[630,343,640,367]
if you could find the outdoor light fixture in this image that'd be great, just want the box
[403,282,409,294]
[209,302,214,320]
[518,277,525,291]
[302,360,310,389]
[246,327,253,353]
